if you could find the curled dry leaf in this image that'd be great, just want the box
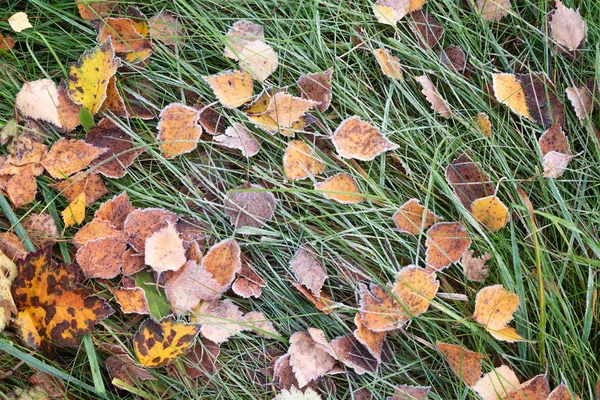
[224,184,276,230]
[239,40,278,82]
[149,12,183,47]
[232,257,266,298]
[145,222,187,274]
[284,140,325,181]
[436,341,484,386]
[548,384,581,400]
[566,86,593,122]
[315,173,363,204]
[94,191,134,230]
[374,49,404,80]
[86,118,143,178]
[297,67,333,112]
[266,92,317,129]
[51,171,107,205]
[111,287,149,314]
[42,139,107,179]
[445,154,494,208]
[471,195,509,232]
[393,199,441,235]
[288,331,336,388]
[538,124,573,179]
[550,0,587,52]
[332,116,398,161]
[76,233,128,279]
[123,208,178,252]
[203,70,254,109]
[243,88,284,132]
[68,39,120,115]
[12,249,114,353]
[473,285,523,341]
[134,316,199,367]
[76,0,119,20]
[387,385,431,400]
[473,366,520,400]
[475,0,512,21]
[409,11,444,49]
[476,113,492,137]
[157,103,202,159]
[105,353,156,390]
[415,75,451,117]
[223,20,264,60]
[310,329,378,375]
[214,123,261,157]
[354,313,386,361]
[292,283,334,314]
[372,0,410,26]
[195,299,245,344]
[8,12,32,32]
[425,222,471,271]
[21,213,58,249]
[290,247,327,297]
[461,250,491,282]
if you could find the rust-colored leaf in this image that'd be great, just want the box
[425,222,471,271]
[157,103,202,159]
[297,67,333,112]
[332,116,398,161]
[393,199,440,235]
[42,139,107,179]
[315,173,363,204]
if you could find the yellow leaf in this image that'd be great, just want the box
[473,285,519,331]
[203,70,253,109]
[315,173,363,204]
[492,73,532,121]
[8,12,32,32]
[68,40,121,114]
[471,195,509,232]
[134,316,199,367]
[62,192,87,228]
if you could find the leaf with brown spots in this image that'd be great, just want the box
[315,173,363,204]
[72,219,120,247]
[290,247,327,297]
[224,184,276,230]
[471,195,509,232]
[214,123,261,157]
[133,315,199,367]
[518,72,565,127]
[201,238,242,287]
[145,222,187,274]
[42,139,107,179]
[68,40,120,115]
[425,222,471,271]
[95,17,152,54]
[500,375,550,400]
[374,49,404,80]
[76,0,119,20]
[123,208,178,252]
[538,124,573,179]
[358,283,406,332]
[194,299,245,344]
[445,154,494,208]
[548,384,581,400]
[393,199,440,235]
[284,140,325,181]
[550,0,587,52]
[476,113,492,137]
[387,385,431,400]
[99,76,128,117]
[409,11,443,49]
[354,313,386,361]
[94,191,134,230]
[0,232,27,261]
[111,287,149,315]
[475,0,511,21]
[461,250,491,282]
[51,171,107,205]
[372,0,410,26]
[203,70,254,109]
[332,116,398,161]
[179,338,220,379]
[393,265,439,318]
[0,141,47,177]
[11,249,114,353]
[440,45,467,73]
[223,20,265,60]
[76,233,128,278]
[21,214,58,249]
[473,366,520,400]
[4,173,37,208]
[415,75,452,117]
[436,341,484,386]
[157,103,202,159]
[266,92,318,129]
[105,353,156,390]
[297,67,333,112]
[473,285,523,341]
[288,331,336,387]
[0,251,17,332]
[122,248,145,276]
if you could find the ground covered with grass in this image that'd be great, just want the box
[1,0,600,399]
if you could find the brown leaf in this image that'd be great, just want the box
[354,313,386,361]
[232,257,266,298]
[76,234,128,279]
[214,123,261,157]
[550,0,587,52]
[5,173,37,208]
[538,124,573,179]
[0,33,16,50]
[57,79,83,132]
[197,105,227,135]
[123,208,178,252]
[461,250,491,282]
[0,232,27,260]
[358,283,406,332]
[105,353,156,389]
[0,142,47,177]
[100,76,128,117]
[310,329,378,375]
[42,139,107,179]
[374,49,404,80]
[290,247,327,297]
[475,0,511,21]
[476,113,492,137]
[288,331,336,387]
[293,283,334,314]
[51,171,107,205]
[111,287,149,314]
[548,384,581,400]
[195,299,245,344]
[445,154,494,208]
[149,12,183,47]
[387,385,431,400]
[297,67,333,112]
[518,72,565,127]
[202,238,242,287]
[332,116,398,161]
[165,260,222,313]
[415,75,451,117]
[95,17,152,54]
[21,213,58,249]
[94,191,134,230]
[409,10,443,49]
[223,20,264,60]
[440,45,466,72]
[425,222,471,271]
[500,375,550,400]
[76,0,118,20]
[181,338,220,379]
[224,184,276,230]
[122,248,145,276]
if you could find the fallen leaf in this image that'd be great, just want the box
[387,385,431,400]
[440,45,467,72]
[242,311,280,337]
[310,329,378,375]
[12,249,113,353]
[224,184,276,230]
[145,222,187,274]
[0,33,16,50]
[223,20,264,60]
[180,338,220,379]
[475,0,511,20]
[436,341,484,386]
[68,39,120,114]
[297,67,333,112]
[0,232,27,260]
[473,285,522,341]
[111,287,149,314]
[214,123,261,157]
[538,124,573,179]
[51,171,107,205]
[354,313,386,361]
[4,173,37,208]
[0,141,47,176]
[519,72,565,127]
[197,105,227,135]
[201,238,242,287]
[476,113,492,137]
[122,248,146,276]
[0,119,43,161]
[393,198,441,235]
[415,75,451,117]
[445,154,494,208]
[372,0,410,26]
[409,11,443,49]
[393,265,439,318]
[203,70,254,109]
[123,208,178,252]
[57,80,83,132]
[266,92,317,129]
[165,260,222,314]
[492,73,532,121]
[471,195,509,231]
[374,49,404,80]
[133,315,199,367]
[15,79,64,128]
[105,353,156,389]
[61,192,87,228]
[461,250,491,282]
[21,213,58,249]
[94,191,134,230]
[332,116,398,160]
[232,257,266,298]
[76,233,128,278]
[358,283,405,331]
[0,251,17,332]
[8,12,33,32]
[548,384,581,400]
[76,0,119,20]
[290,247,327,297]
[425,222,471,271]
[288,331,336,388]
[473,366,520,400]
[501,375,550,400]
[157,103,202,158]
[284,140,325,181]
[195,299,245,344]
[239,40,278,82]
[72,219,120,247]
[149,12,183,47]
[100,76,128,117]
[96,17,152,54]
[274,387,322,400]
[550,0,587,52]
[315,173,363,204]
[566,86,593,122]
[42,139,107,179]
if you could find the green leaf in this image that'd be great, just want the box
[135,269,171,320]
[79,107,95,131]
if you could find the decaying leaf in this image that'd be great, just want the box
[409,11,444,49]
[21,213,58,249]
[61,192,87,228]
[519,72,565,127]
[471,195,509,232]
[224,184,276,230]
[195,299,245,344]
[266,92,317,129]
[232,257,266,298]
[157,103,202,158]
[145,222,187,273]
[42,139,107,179]
[0,33,16,50]
[76,0,119,20]
[475,0,512,21]
[332,116,398,161]
[315,173,363,204]
[94,191,134,230]
[8,12,32,32]
[165,260,222,314]
[292,283,334,314]
[134,316,199,367]
[476,113,492,137]
[72,219,120,247]
[473,285,523,341]
[297,67,333,112]
[68,40,120,114]
[425,222,471,271]
[223,20,265,60]
[0,119,43,161]
[123,208,178,252]
[473,366,520,400]
[374,49,404,80]
[415,75,451,117]
[284,140,325,181]
[393,199,440,235]
[96,17,152,54]
[239,40,278,82]
[149,12,183,47]
[501,375,550,400]
[309,329,378,375]
[214,123,261,157]
[0,251,17,331]
[197,105,227,135]
[372,0,410,26]
[550,0,587,52]
[566,86,593,122]
[436,341,484,386]
[51,171,107,205]
[203,70,254,109]
[4,173,37,208]
[179,338,220,379]
[0,232,27,260]
[86,118,143,178]
[288,331,336,388]
[387,385,431,400]
[358,283,405,332]
[290,247,327,297]
[105,353,156,389]
[354,313,386,361]
[0,141,46,176]
[461,250,491,282]
[548,384,581,400]
[445,154,494,208]
[111,287,149,314]
[538,124,573,179]
[440,45,467,73]
[12,249,114,352]
[57,79,84,133]
[201,238,242,287]
[76,233,127,278]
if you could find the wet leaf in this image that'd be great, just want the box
[425,222,471,271]
[332,116,398,160]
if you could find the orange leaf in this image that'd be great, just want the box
[157,103,202,159]
[393,198,440,235]
[315,173,363,204]
[425,222,471,271]
[42,139,107,179]
[436,341,484,386]
[332,116,398,161]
